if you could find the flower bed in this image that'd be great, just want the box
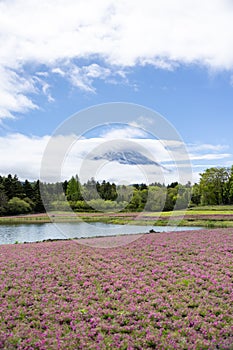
[0,229,232,349]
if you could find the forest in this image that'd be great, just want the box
[1,166,233,216]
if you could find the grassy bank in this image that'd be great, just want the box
[1,206,233,227]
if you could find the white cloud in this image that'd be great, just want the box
[52,63,121,92]
[0,134,49,180]
[36,71,49,77]
[130,116,155,130]
[60,137,182,184]
[189,153,231,161]
[41,83,54,103]
[1,0,233,118]
[187,143,229,152]
[99,125,150,139]
[67,63,112,92]
[0,132,231,184]
[0,67,38,118]
[51,68,66,77]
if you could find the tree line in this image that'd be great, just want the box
[0,175,44,215]
[192,166,233,206]
[1,166,233,215]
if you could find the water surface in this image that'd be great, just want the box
[0,222,203,245]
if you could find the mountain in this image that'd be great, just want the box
[92,150,169,170]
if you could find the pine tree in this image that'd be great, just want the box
[66,176,82,201]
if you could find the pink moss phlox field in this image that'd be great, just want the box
[0,229,232,349]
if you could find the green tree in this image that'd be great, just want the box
[33,181,45,213]
[227,166,233,204]
[98,181,117,200]
[3,174,24,200]
[191,183,201,206]
[199,167,230,205]
[145,186,166,212]
[8,197,31,215]
[164,187,177,211]
[0,185,8,215]
[116,185,133,203]
[82,178,98,201]
[23,180,34,200]
[175,185,191,210]
[66,176,82,201]
[126,190,142,211]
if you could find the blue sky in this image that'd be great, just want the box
[0,0,233,183]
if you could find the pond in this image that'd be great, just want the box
[0,222,203,245]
